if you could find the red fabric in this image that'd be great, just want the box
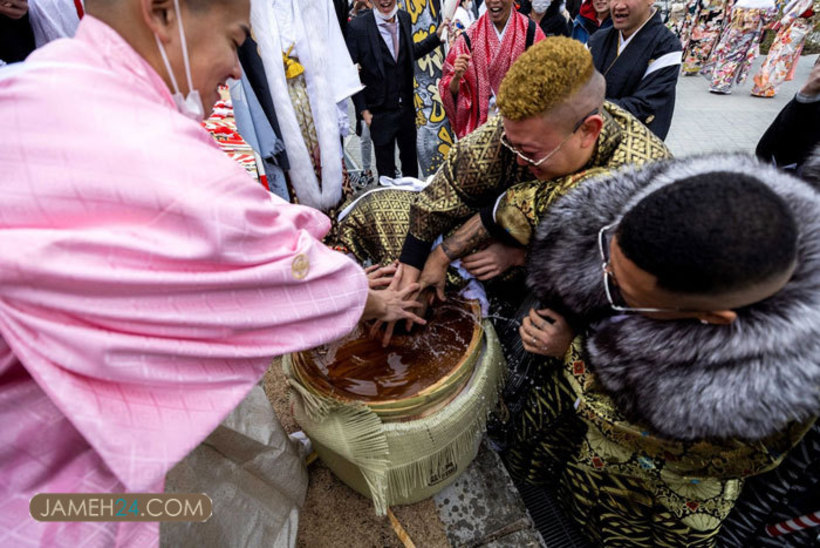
[73,0,84,18]
[439,11,545,139]
[579,0,597,22]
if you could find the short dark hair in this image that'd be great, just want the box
[617,172,798,295]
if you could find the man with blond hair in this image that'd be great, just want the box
[338,37,670,342]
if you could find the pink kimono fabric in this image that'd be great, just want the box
[0,16,367,547]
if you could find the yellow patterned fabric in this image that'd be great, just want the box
[284,70,352,237]
[407,115,531,245]
[496,104,671,246]
[336,189,415,265]
[504,338,815,547]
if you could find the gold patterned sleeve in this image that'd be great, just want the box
[399,117,529,269]
[495,167,613,246]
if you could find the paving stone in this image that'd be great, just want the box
[433,441,543,548]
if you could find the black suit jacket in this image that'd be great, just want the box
[589,11,681,140]
[345,10,441,116]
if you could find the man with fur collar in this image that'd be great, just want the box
[506,155,820,545]
[336,39,670,346]
[588,0,682,140]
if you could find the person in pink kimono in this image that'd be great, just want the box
[0,0,423,546]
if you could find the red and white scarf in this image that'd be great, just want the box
[440,11,543,139]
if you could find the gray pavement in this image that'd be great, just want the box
[666,53,818,157]
[434,442,545,547]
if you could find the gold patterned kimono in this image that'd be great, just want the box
[335,102,671,262]
[504,338,815,547]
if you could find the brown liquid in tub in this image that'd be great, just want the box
[304,299,478,401]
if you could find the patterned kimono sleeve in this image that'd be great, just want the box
[400,117,527,268]
[494,168,613,246]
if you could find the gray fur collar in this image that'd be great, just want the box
[528,155,820,441]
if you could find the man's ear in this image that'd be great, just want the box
[579,114,604,149]
[698,310,738,325]
[141,0,177,43]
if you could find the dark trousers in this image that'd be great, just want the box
[371,105,418,179]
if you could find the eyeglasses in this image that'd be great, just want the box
[500,108,600,167]
[597,222,682,314]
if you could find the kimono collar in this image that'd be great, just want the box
[617,8,657,54]
[587,104,623,168]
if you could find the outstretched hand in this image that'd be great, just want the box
[365,263,427,347]
[364,262,399,289]
[461,241,526,281]
[0,0,27,19]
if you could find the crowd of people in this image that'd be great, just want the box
[1,0,819,547]
[671,0,817,95]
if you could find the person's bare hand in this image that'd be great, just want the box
[362,109,373,127]
[437,18,452,39]
[519,308,574,358]
[448,27,464,48]
[364,261,398,289]
[461,241,526,281]
[368,263,424,346]
[418,245,450,304]
[799,61,820,97]
[0,0,28,19]
[453,53,471,82]
[364,264,426,347]
[352,0,372,15]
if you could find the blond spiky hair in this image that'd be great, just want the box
[498,37,595,121]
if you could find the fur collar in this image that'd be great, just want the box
[528,155,820,441]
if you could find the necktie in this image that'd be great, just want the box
[382,20,398,61]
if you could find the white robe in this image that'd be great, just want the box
[28,0,82,47]
[250,0,363,212]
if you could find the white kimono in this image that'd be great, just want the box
[251,0,363,212]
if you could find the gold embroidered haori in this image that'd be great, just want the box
[336,101,670,263]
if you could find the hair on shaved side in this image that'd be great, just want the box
[618,173,799,295]
[497,37,596,121]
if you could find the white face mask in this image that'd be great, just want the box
[532,0,551,13]
[154,0,205,121]
[374,3,399,21]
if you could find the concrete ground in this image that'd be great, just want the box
[283,53,819,548]
[666,53,818,157]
